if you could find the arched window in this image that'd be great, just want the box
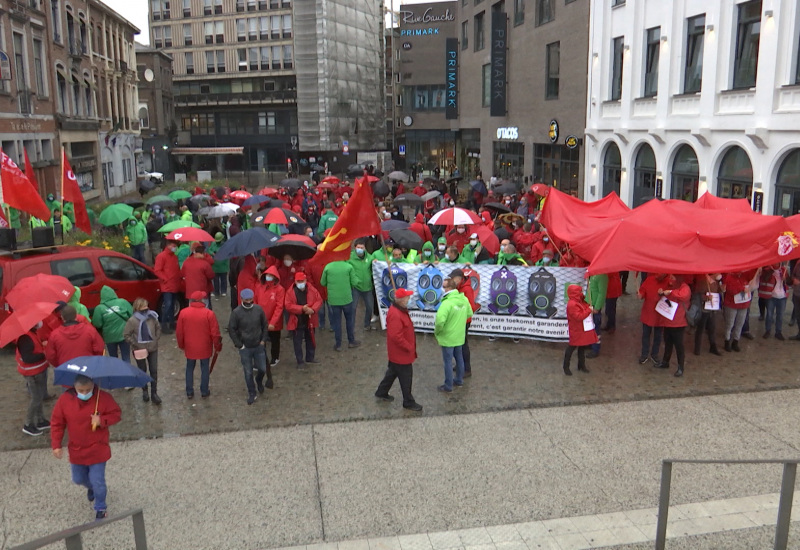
[671,145,699,201]
[139,105,150,129]
[717,146,752,199]
[774,149,800,216]
[632,143,656,207]
[602,142,621,198]
[71,71,81,116]
[55,65,68,114]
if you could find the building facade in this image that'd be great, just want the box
[585,0,800,215]
[395,1,456,176]
[456,0,589,195]
[136,42,175,179]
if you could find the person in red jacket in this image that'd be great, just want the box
[603,272,623,333]
[182,244,214,309]
[17,324,50,436]
[563,284,597,375]
[374,288,422,411]
[446,225,471,253]
[256,266,285,368]
[409,213,433,244]
[284,272,322,367]
[722,269,759,351]
[637,273,664,364]
[449,268,478,377]
[45,306,105,368]
[154,241,182,333]
[50,374,122,520]
[652,274,692,377]
[176,291,222,398]
[759,263,789,339]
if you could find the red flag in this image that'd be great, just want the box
[0,151,50,221]
[61,150,91,234]
[312,176,381,265]
[23,148,41,195]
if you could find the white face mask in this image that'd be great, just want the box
[542,257,551,264]
[543,237,549,243]
[284,259,293,267]
[296,283,306,291]
[457,227,466,234]
[438,245,446,251]
[264,275,275,282]
[449,201,455,206]
[470,240,478,246]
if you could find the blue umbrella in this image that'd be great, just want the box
[469,180,488,195]
[243,195,271,208]
[54,356,153,390]
[213,227,281,260]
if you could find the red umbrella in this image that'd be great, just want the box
[253,207,304,225]
[229,190,251,205]
[267,234,317,261]
[317,183,337,190]
[321,176,341,184]
[473,225,500,256]
[258,187,279,197]
[6,273,74,311]
[531,183,551,197]
[166,227,215,242]
[428,207,483,226]
[0,302,58,347]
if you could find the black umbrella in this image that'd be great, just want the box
[123,199,145,208]
[213,227,281,260]
[374,170,384,177]
[393,193,423,206]
[446,176,463,184]
[423,177,437,185]
[381,220,410,231]
[372,180,390,198]
[347,169,365,179]
[469,180,488,195]
[214,186,226,198]
[484,202,512,214]
[389,229,424,251]
[280,178,302,190]
[138,179,156,194]
[310,163,325,172]
[267,235,317,261]
[347,163,365,172]
[243,195,271,208]
[492,182,518,196]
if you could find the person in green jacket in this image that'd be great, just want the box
[176,242,192,268]
[321,259,360,351]
[586,273,608,358]
[533,248,558,267]
[180,206,193,221]
[458,233,481,264]
[434,277,472,392]
[207,232,230,297]
[348,240,375,330]
[62,201,75,224]
[68,286,91,321]
[434,236,448,261]
[91,285,134,362]
[45,194,61,218]
[416,241,436,264]
[317,206,338,236]
[49,208,72,236]
[497,244,529,266]
[7,206,20,235]
[125,217,148,264]
[370,241,393,262]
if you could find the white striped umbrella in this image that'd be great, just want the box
[427,207,483,226]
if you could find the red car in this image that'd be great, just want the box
[0,246,161,323]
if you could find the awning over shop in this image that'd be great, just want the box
[170,147,244,155]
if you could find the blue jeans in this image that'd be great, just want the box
[441,345,464,390]
[71,462,107,512]
[213,273,228,295]
[330,302,356,348]
[239,345,266,395]
[352,288,374,328]
[186,358,210,396]
[106,341,130,364]
[318,301,330,329]
[161,292,177,327]
[641,323,663,359]
[766,297,787,335]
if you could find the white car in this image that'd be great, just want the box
[143,171,164,184]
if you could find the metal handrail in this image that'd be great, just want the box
[655,459,799,550]
[10,508,147,550]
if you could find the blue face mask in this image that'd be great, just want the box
[76,391,93,401]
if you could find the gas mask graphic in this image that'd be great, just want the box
[415,265,443,311]
[488,266,519,315]
[381,265,409,307]
[526,267,558,318]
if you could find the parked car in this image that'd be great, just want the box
[0,246,161,324]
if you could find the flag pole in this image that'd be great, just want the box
[375,207,397,293]
[0,147,8,226]
[60,146,65,206]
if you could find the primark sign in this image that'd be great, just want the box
[445,38,458,119]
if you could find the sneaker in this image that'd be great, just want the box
[95,510,107,520]
[22,425,42,436]
[437,385,452,393]
[87,488,95,502]
[247,394,257,405]
[463,371,472,378]
[488,336,497,342]
[776,332,785,341]
[210,292,216,297]
[403,402,423,412]
[36,419,51,430]
[370,315,379,323]
[334,346,342,352]
[221,293,227,297]
[638,356,648,365]
[375,393,395,402]
[270,358,280,367]
[256,381,265,394]
[348,340,361,348]
[512,338,520,344]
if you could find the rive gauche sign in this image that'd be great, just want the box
[399,7,455,36]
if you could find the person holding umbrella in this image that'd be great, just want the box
[16,319,51,436]
[124,298,162,405]
[154,241,182,334]
[176,291,222,398]
[285,273,322,368]
[50,374,122,520]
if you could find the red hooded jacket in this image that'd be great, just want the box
[176,302,222,359]
[255,266,286,330]
[409,213,432,244]
[154,247,182,293]
[566,285,598,347]
[237,256,259,302]
[182,254,214,297]
[722,270,758,309]
[457,278,478,315]
[45,322,104,367]
[638,275,664,326]
[654,279,692,328]
[284,281,323,330]
[277,259,307,290]
[386,303,417,364]
[50,387,121,465]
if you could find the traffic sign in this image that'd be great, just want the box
[399,145,406,156]
[342,140,349,156]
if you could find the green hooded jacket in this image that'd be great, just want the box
[125,219,148,246]
[434,290,472,347]
[348,248,373,291]
[458,243,481,264]
[370,248,391,262]
[497,252,529,266]
[63,202,75,224]
[318,211,338,236]
[587,274,608,311]
[434,236,447,260]
[68,286,90,320]
[91,286,134,343]
[207,241,230,273]
[176,243,192,268]
[415,241,436,264]
[8,206,20,229]
[321,260,357,306]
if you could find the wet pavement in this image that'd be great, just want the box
[2,291,799,453]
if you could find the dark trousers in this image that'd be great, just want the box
[590,312,602,353]
[641,323,663,359]
[135,350,158,394]
[292,327,315,364]
[462,321,472,372]
[376,361,416,407]
[212,273,228,295]
[620,271,629,292]
[694,312,718,353]
[604,298,618,330]
[792,294,800,327]
[758,297,767,319]
[662,326,686,368]
[24,371,48,427]
[563,345,587,370]
[267,330,281,363]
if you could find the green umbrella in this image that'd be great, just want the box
[169,189,193,200]
[98,204,134,227]
[147,194,177,206]
[158,219,202,233]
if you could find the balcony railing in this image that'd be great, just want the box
[174,89,297,106]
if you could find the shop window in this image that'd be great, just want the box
[610,36,624,101]
[774,149,800,216]
[545,41,559,99]
[643,27,660,97]
[602,142,621,197]
[717,146,752,199]
[732,0,761,89]
[533,144,579,196]
[671,144,699,201]
[684,15,705,93]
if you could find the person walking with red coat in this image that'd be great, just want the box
[45,306,105,367]
[256,266,285,368]
[653,274,692,377]
[637,274,664,364]
[154,241,182,333]
[176,291,222,398]
[17,324,50,436]
[563,285,597,375]
[374,288,422,411]
[182,244,214,309]
[285,272,322,367]
[722,269,759,352]
[51,374,122,520]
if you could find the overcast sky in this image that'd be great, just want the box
[100,0,446,45]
